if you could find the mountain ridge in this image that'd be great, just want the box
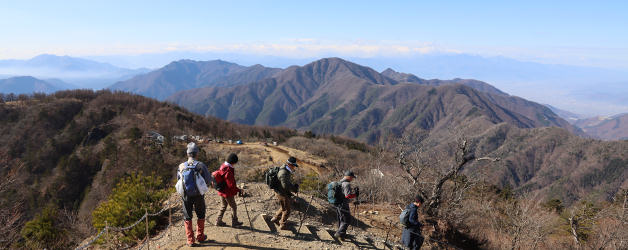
[574,113,628,140]
[168,57,582,141]
[109,59,282,100]
[0,76,60,94]
[0,54,148,89]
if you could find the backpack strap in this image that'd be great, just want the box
[185,161,199,170]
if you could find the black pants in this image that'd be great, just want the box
[335,203,352,236]
[182,195,206,221]
[402,227,424,250]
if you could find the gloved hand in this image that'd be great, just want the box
[294,183,299,192]
[355,187,360,198]
[238,189,243,197]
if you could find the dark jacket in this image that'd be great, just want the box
[215,162,240,197]
[276,165,298,197]
[406,203,421,228]
[402,203,423,249]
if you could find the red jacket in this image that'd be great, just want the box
[215,162,240,197]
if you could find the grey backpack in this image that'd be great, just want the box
[399,207,411,227]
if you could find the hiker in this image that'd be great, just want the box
[270,156,300,230]
[334,170,359,240]
[177,142,212,246]
[213,153,244,227]
[402,194,425,250]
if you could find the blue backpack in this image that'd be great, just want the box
[181,162,201,196]
[327,181,344,205]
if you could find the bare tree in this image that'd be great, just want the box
[565,201,600,248]
[392,131,495,218]
[0,163,25,247]
[500,196,555,250]
[590,189,628,250]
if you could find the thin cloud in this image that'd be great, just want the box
[1,40,451,59]
[166,41,452,58]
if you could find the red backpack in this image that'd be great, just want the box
[212,169,226,191]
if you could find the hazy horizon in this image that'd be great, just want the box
[1,0,627,116]
[2,1,627,69]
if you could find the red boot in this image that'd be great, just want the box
[184,220,195,246]
[196,219,207,242]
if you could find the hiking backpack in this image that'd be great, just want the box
[179,161,208,196]
[399,207,411,227]
[327,181,345,205]
[265,166,282,190]
[212,169,226,192]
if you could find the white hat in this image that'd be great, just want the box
[187,142,199,154]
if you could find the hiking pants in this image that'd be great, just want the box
[336,202,352,236]
[273,193,292,225]
[217,195,238,221]
[182,195,206,221]
[402,227,424,250]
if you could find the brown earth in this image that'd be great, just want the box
[81,142,435,250]
[199,141,329,176]
[148,183,420,250]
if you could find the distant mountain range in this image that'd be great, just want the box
[165,57,581,142]
[545,105,628,141]
[545,104,587,123]
[0,54,148,89]
[109,60,281,100]
[0,76,62,94]
[88,51,628,116]
[574,114,628,140]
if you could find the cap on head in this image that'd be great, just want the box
[187,142,199,154]
[286,156,298,167]
[344,170,356,178]
[227,153,238,164]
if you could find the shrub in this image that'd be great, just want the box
[542,199,564,213]
[92,173,169,245]
[299,172,327,199]
[304,130,316,139]
[20,206,65,249]
[242,167,267,183]
[126,127,142,141]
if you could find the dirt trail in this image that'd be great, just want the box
[148,183,406,250]
[82,142,425,249]
[200,142,328,175]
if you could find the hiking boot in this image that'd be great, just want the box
[270,217,280,225]
[334,232,346,241]
[184,220,195,246]
[215,220,226,227]
[196,219,207,242]
[232,219,243,227]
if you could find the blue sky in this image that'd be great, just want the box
[1,0,627,69]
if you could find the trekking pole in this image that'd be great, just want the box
[296,194,315,239]
[240,189,253,230]
[355,201,360,230]
[383,220,392,250]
